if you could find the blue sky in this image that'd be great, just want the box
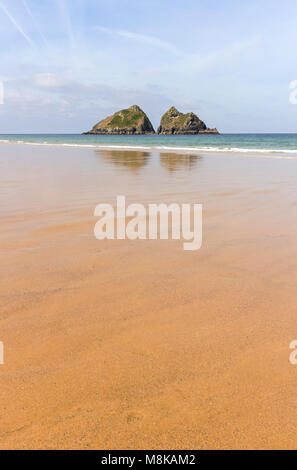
[0,0,297,133]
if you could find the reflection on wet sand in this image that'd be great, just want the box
[160,153,201,172]
[3,143,297,449]
[95,150,151,172]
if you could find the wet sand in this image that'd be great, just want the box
[1,143,297,449]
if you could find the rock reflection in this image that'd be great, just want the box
[160,153,201,173]
[95,150,151,173]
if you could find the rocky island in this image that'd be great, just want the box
[84,105,155,135]
[157,106,219,134]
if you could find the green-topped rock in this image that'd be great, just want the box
[84,105,155,135]
[157,106,219,135]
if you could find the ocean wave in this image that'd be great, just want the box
[1,138,297,158]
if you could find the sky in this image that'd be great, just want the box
[0,0,297,133]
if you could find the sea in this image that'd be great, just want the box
[1,133,297,156]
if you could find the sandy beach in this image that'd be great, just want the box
[1,143,297,449]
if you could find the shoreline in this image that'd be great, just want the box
[1,139,297,159]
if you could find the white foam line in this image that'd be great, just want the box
[1,139,297,159]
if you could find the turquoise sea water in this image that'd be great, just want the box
[1,133,297,155]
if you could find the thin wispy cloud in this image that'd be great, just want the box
[186,34,262,71]
[53,0,75,48]
[96,26,181,55]
[21,0,49,49]
[34,72,67,89]
[52,0,81,72]
[0,1,294,133]
[0,0,35,47]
